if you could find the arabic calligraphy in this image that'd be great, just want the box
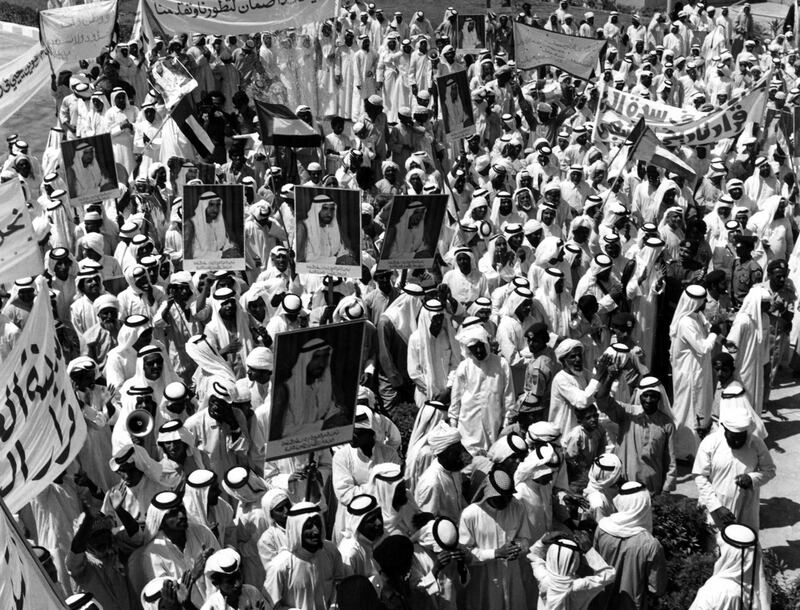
[0,49,45,101]
[41,2,116,61]
[153,0,320,20]
[268,427,349,459]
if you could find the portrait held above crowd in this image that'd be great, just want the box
[0,0,795,608]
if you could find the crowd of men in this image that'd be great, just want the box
[6,0,791,608]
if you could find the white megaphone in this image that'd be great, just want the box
[126,409,154,438]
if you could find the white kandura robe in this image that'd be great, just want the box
[264,542,345,610]
[128,525,219,608]
[549,370,595,437]
[414,460,467,522]
[337,45,356,120]
[459,498,535,610]
[449,354,515,456]
[671,314,717,459]
[331,442,399,543]
[726,312,770,412]
[693,430,776,531]
[104,104,138,175]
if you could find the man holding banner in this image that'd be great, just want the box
[3,0,800,607]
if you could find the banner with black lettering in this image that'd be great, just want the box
[0,498,69,608]
[39,0,117,64]
[513,21,606,80]
[593,75,769,147]
[0,181,44,284]
[0,42,60,127]
[133,0,336,40]
[0,276,87,513]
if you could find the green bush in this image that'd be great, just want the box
[764,549,800,610]
[649,494,716,609]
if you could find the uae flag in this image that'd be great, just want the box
[255,101,323,147]
[607,117,696,181]
[171,96,214,158]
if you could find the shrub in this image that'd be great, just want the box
[649,494,716,609]
[0,1,38,27]
[764,549,800,610]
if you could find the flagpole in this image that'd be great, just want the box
[0,496,70,608]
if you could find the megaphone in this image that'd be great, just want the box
[126,409,154,438]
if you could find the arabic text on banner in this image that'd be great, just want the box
[0,276,87,513]
[39,0,117,64]
[0,499,69,609]
[0,42,61,128]
[594,77,769,147]
[513,20,606,80]
[0,181,44,284]
[137,0,337,37]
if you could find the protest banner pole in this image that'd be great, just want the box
[0,496,70,608]
[304,451,316,501]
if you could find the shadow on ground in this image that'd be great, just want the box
[761,496,800,530]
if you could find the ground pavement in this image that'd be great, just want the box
[674,370,800,575]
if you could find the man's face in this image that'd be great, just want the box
[605,242,621,259]
[272,251,289,272]
[98,306,118,327]
[82,275,101,298]
[456,253,471,274]
[213,572,243,601]
[724,428,748,449]
[579,407,599,430]
[301,515,323,551]
[569,170,581,184]
[143,354,164,380]
[713,360,735,385]
[541,208,556,226]
[114,95,126,110]
[439,441,472,471]
[134,272,151,292]
[205,198,222,221]
[219,298,237,320]
[81,148,95,166]
[54,258,71,280]
[161,439,187,463]
[318,202,336,226]
[564,348,583,372]
[247,297,266,322]
[468,341,488,360]
[409,207,425,227]
[162,506,188,532]
[247,366,272,385]
[419,40,428,54]
[640,390,660,414]
[770,268,787,290]
[358,509,384,541]
[306,349,329,379]
[667,211,682,230]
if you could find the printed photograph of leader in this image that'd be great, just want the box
[267,321,366,459]
[378,194,448,270]
[457,15,486,51]
[61,133,120,205]
[293,186,362,277]
[182,184,245,271]
[437,70,475,140]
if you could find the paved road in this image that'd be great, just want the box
[674,370,800,573]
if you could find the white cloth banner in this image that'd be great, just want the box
[0,276,87,513]
[0,181,44,284]
[40,0,117,64]
[135,0,336,39]
[594,76,769,147]
[0,42,61,128]
[0,499,69,609]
